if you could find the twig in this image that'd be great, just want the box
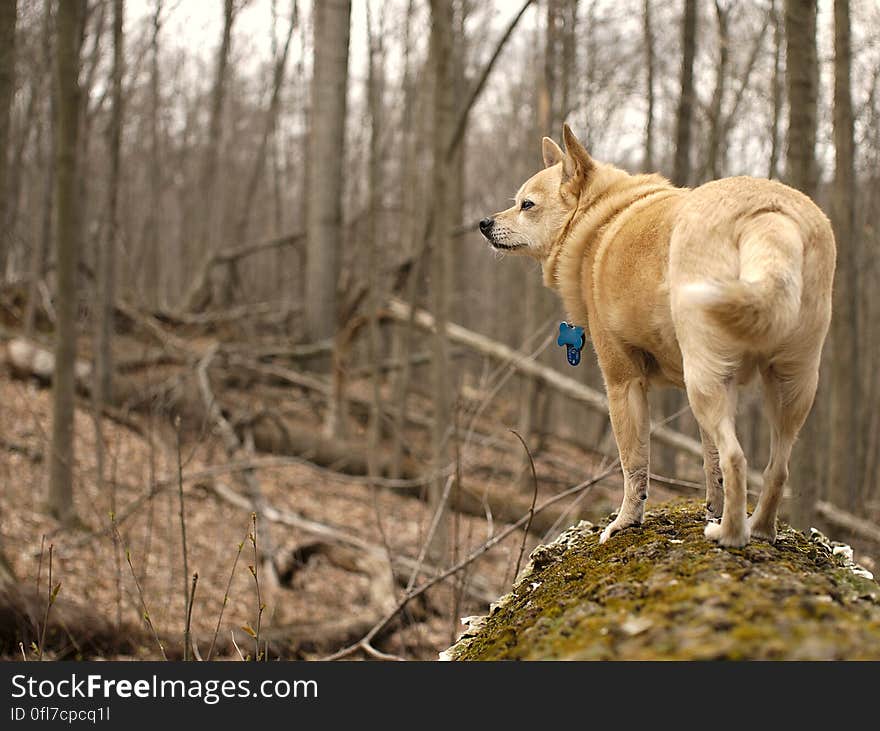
[207,529,248,661]
[175,416,191,655]
[37,544,60,661]
[249,513,265,661]
[184,572,199,661]
[112,519,167,660]
[35,535,45,595]
[405,475,456,593]
[510,430,539,580]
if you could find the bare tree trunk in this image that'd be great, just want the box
[184,0,236,310]
[143,0,161,307]
[661,0,698,477]
[0,0,16,278]
[48,0,86,525]
[305,0,350,344]
[24,0,53,338]
[829,0,858,511]
[642,0,655,171]
[366,1,384,480]
[222,0,296,307]
[91,0,124,507]
[95,0,123,408]
[672,0,697,187]
[428,0,456,562]
[388,0,419,479]
[77,1,105,290]
[706,0,729,180]
[518,0,558,484]
[768,0,783,180]
[784,0,819,198]
[0,0,16,575]
[560,0,577,122]
[784,0,821,531]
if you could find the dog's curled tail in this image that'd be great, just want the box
[680,212,804,346]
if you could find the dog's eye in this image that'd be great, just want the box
[520,199,535,211]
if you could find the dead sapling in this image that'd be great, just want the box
[175,416,192,656]
[207,526,248,661]
[511,429,539,579]
[36,544,61,661]
[184,572,199,661]
[243,513,266,661]
[112,516,167,660]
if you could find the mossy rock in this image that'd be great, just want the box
[443,499,880,660]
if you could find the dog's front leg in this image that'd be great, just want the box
[600,378,650,544]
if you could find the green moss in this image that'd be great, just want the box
[445,499,880,660]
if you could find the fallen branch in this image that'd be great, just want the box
[815,501,880,545]
[181,232,306,313]
[197,345,280,589]
[207,480,495,604]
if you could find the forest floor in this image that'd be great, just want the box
[0,366,672,660]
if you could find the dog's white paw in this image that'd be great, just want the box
[748,514,777,543]
[704,520,750,548]
[600,516,641,544]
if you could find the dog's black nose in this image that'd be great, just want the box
[479,217,494,235]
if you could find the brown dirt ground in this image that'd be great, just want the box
[0,370,641,660]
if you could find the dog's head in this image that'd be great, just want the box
[479,124,594,260]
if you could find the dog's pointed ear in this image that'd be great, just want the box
[561,123,594,186]
[542,137,564,168]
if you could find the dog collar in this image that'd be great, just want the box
[557,322,586,366]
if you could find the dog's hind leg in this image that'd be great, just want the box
[600,377,650,544]
[699,425,724,520]
[685,370,750,547]
[749,361,819,542]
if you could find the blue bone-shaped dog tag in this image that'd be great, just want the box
[557,322,586,366]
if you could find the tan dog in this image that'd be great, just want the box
[479,124,835,547]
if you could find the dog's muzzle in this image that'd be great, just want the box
[479,217,495,239]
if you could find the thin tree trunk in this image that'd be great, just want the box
[784,0,819,198]
[829,0,858,511]
[366,1,384,481]
[784,0,821,531]
[661,0,698,477]
[185,0,236,309]
[768,0,783,179]
[24,0,53,338]
[5,65,39,277]
[643,0,655,172]
[388,0,422,479]
[143,0,161,307]
[304,0,351,344]
[672,0,697,187]
[428,0,456,562]
[92,0,124,506]
[0,0,17,278]
[560,0,577,122]
[95,0,123,408]
[519,0,558,485]
[48,0,86,525]
[706,0,729,180]
[222,0,297,307]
